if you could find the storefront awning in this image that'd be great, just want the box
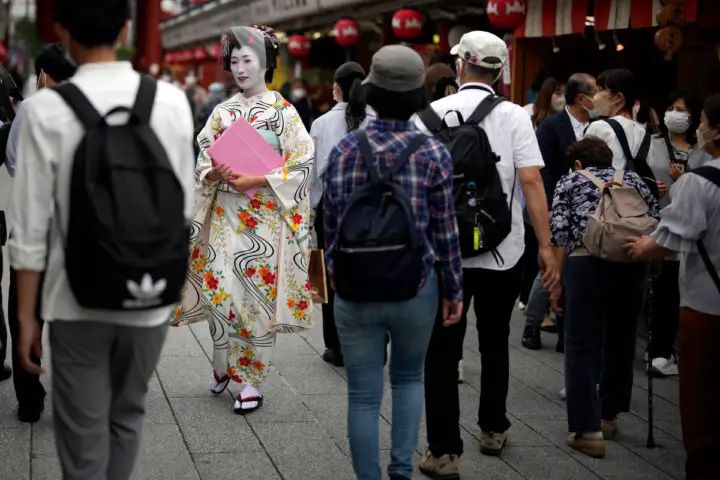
[516,0,699,38]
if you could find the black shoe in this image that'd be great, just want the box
[322,348,344,367]
[0,365,10,382]
[18,403,44,423]
[390,476,411,480]
[521,326,541,350]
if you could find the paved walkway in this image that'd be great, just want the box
[0,304,685,480]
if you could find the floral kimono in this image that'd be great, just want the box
[172,90,314,387]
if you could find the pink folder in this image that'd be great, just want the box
[207,116,285,197]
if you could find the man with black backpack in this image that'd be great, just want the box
[414,31,559,475]
[9,1,194,478]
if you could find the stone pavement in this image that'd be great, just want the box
[0,303,685,480]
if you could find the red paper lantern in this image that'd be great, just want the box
[209,43,223,60]
[193,46,208,62]
[335,18,360,48]
[288,34,311,58]
[392,9,424,40]
[487,0,527,30]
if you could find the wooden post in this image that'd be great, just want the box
[135,0,162,74]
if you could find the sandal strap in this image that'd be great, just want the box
[237,394,263,403]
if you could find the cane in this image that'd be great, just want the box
[645,270,656,449]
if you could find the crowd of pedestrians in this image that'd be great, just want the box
[0,1,718,480]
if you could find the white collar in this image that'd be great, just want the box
[566,106,588,127]
[459,82,495,94]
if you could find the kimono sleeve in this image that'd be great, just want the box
[266,101,315,212]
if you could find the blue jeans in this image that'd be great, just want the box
[335,272,438,480]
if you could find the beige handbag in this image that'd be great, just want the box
[580,170,659,263]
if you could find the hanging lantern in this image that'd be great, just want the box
[335,18,360,48]
[654,26,683,55]
[486,0,527,30]
[392,9,424,41]
[193,46,208,62]
[288,34,311,58]
[209,43,222,60]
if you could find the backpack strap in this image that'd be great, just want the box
[635,130,652,165]
[691,166,720,295]
[577,170,605,190]
[355,130,381,185]
[389,134,427,178]
[613,169,625,185]
[52,82,104,129]
[603,118,635,169]
[418,107,444,134]
[466,94,506,125]
[132,75,157,125]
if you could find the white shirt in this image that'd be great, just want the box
[413,83,544,271]
[8,62,195,326]
[585,115,650,170]
[566,106,588,141]
[309,102,375,208]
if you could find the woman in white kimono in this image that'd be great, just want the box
[172,25,314,414]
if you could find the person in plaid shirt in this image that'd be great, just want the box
[322,45,463,480]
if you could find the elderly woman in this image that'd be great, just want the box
[172,25,314,415]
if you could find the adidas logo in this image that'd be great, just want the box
[122,273,166,309]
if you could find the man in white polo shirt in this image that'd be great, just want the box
[414,31,559,476]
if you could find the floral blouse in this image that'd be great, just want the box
[551,167,659,252]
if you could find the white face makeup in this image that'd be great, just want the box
[230,46,267,97]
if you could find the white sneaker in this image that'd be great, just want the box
[651,357,678,377]
[560,388,567,401]
[458,359,465,384]
[518,302,526,311]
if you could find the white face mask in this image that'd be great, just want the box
[664,110,690,134]
[291,88,307,101]
[230,46,266,96]
[696,123,718,152]
[551,94,566,112]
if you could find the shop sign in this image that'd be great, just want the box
[251,0,319,24]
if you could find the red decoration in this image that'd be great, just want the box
[487,0,527,30]
[288,34,311,58]
[209,43,223,60]
[177,50,194,63]
[163,51,174,64]
[392,9,424,40]
[335,18,360,48]
[0,43,7,65]
[193,46,208,62]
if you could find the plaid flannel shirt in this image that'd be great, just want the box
[323,119,463,301]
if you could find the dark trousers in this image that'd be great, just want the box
[678,308,720,480]
[424,264,521,455]
[563,256,646,433]
[8,268,46,408]
[1,248,8,366]
[649,260,680,359]
[518,223,538,304]
[314,201,340,352]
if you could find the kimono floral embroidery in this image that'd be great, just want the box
[172,90,315,388]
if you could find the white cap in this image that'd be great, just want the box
[450,31,508,69]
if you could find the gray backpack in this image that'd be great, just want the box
[580,170,658,263]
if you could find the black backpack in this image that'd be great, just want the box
[52,76,189,310]
[602,118,657,197]
[419,94,511,261]
[334,130,427,302]
[692,166,720,295]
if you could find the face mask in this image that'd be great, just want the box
[696,124,717,151]
[551,94,566,112]
[579,95,597,119]
[291,88,307,101]
[664,110,690,134]
[592,92,618,118]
